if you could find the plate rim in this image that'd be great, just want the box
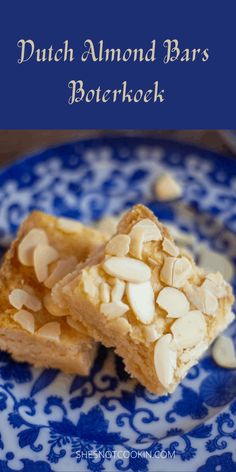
[0,135,236,179]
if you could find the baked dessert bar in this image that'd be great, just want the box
[56,204,234,394]
[0,211,107,374]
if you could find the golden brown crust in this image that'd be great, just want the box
[118,204,172,240]
[0,211,106,374]
[58,204,234,393]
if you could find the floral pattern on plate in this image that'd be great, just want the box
[0,137,235,471]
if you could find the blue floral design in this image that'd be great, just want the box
[166,386,208,422]
[200,372,236,407]
[197,452,236,472]
[0,455,54,472]
[0,352,32,383]
[0,137,235,470]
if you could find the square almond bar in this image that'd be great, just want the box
[0,211,107,374]
[55,205,235,394]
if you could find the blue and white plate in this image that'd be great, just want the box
[0,137,235,472]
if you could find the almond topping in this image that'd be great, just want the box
[212,335,236,369]
[111,279,125,302]
[44,256,78,288]
[156,287,189,318]
[37,322,61,342]
[100,282,110,303]
[9,288,42,312]
[126,281,155,324]
[105,234,130,257]
[144,324,163,343]
[33,244,59,282]
[101,301,129,319]
[129,219,162,258]
[43,293,63,317]
[162,237,180,257]
[176,360,196,379]
[57,217,83,233]
[82,271,99,299]
[13,309,35,334]
[184,283,218,316]
[154,334,177,388]
[18,228,48,266]
[180,341,208,363]
[103,257,151,283]
[151,267,163,294]
[225,311,235,325]
[155,173,182,201]
[171,310,207,349]
[97,216,119,237]
[201,272,227,298]
[160,256,192,288]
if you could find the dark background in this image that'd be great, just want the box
[0,130,234,169]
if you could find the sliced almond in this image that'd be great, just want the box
[97,216,119,237]
[100,282,110,303]
[13,309,35,334]
[105,234,130,257]
[160,256,192,288]
[155,173,182,201]
[33,244,59,282]
[225,311,235,324]
[144,324,163,343]
[103,256,151,283]
[171,310,207,349]
[111,279,125,302]
[176,359,196,379]
[162,237,180,257]
[9,288,42,312]
[43,293,63,317]
[82,271,99,299]
[131,218,162,240]
[18,228,48,266]
[212,335,236,369]
[44,256,77,289]
[156,287,189,318]
[201,272,227,298]
[101,301,129,319]
[37,321,61,342]
[180,341,208,363]
[154,334,177,388]
[151,266,163,294]
[57,217,83,234]
[184,283,218,316]
[129,219,162,258]
[160,257,175,286]
[126,281,155,324]
[129,227,147,259]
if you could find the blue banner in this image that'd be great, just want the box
[0,1,235,128]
